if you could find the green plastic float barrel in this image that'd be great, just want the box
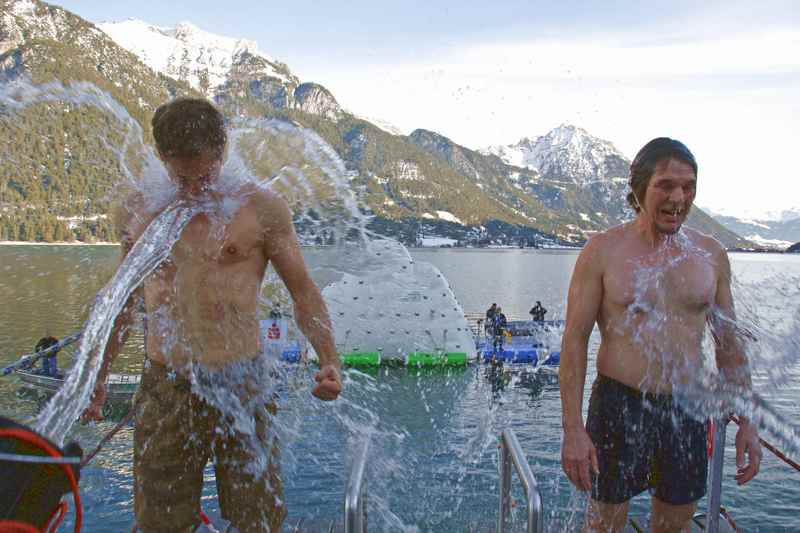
[339,352,381,367]
[338,351,469,367]
[406,352,468,367]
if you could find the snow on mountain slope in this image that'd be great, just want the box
[483,124,628,186]
[97,19,297,96]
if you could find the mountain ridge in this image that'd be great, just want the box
[0,0,752,249]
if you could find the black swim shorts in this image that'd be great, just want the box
[585,374,708,505]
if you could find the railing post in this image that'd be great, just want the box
[706,417,729,533]
[498,435,512,533]
[344,439,369,533]
[497,429,544,533]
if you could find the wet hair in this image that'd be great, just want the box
[627,137,698,213]
[151,98,227,160]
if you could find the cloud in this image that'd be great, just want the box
[312,29,799,216]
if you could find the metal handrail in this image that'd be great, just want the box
[705,416,730,533]
[344,438,370,533]
[498,429,544,533]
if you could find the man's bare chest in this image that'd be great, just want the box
[604,251,718,313]
[141,210,266,295]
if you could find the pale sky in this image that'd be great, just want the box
[55,0,800,219]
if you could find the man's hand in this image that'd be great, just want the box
[734,419,762,485]
[312,364,342,401]
[562,426,599,491]
[82,382,107,422]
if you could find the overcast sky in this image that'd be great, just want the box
[55,0,800,218]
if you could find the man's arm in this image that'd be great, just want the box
[710,246,761,484]
[560,235,604,491]
[264,194,341,401]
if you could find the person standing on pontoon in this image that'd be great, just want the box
[484,302,497,337]
[492,307,508,353]
[529,301,547,322]
[560,138,761,532]
[83,98,342,533]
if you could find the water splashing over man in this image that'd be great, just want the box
[559,138,761,532]
[83,98,342,532]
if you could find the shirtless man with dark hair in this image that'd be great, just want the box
[84,97,342,532]
[560,138,761,532]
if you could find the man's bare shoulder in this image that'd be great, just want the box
[682,226,728,260]
[239,184,291,224]
[579,223,629,262]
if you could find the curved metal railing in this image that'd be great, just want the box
[344,438,370,533]
[498,428,544,533]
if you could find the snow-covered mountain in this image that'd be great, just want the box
[705,205,800,224]
[482,124,631,224]
[96,18,342,119]
[0,0,751,247]
[97,19,296,97]
[482,124,629,187]
[703,208,800,250]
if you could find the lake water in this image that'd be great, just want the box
[1,245,798,532]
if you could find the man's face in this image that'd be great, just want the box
[161,151,223,195]
[641,158,696,235]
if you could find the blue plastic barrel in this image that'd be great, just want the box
[543,351,560,365]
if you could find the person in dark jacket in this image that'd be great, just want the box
[529,301,547,322]
[484,303,497,336]
[33,336,61,378]
[492,308,508,352]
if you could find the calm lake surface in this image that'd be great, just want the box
[1,245,798,532]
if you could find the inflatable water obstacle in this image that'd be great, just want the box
[270,314,562,368]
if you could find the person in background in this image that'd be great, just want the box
[33,336,61,378]
[529,301,547,322]
[484,302,497,337]
[492,307,508,353]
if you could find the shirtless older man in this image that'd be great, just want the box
[560,138,761,532]
[85,98,342,532]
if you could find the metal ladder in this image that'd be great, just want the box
[498,429,544,533]
[344,439,369,533]
[342,429,543,533]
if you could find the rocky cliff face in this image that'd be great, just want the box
[294,82,341,120]
[408,129,482,180]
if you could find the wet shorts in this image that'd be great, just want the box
[133,359,285,533]
[585,374,708,505]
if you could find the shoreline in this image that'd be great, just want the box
[0,241,119,246]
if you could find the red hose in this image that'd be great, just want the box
[0,428,82,533]
[0,521,40,533]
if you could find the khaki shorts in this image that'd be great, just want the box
[133,359,285,532]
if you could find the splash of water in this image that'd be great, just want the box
[34,201,204,444]
[617,229,800,454]
[3,77,497,530]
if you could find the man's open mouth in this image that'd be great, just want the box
[661,207,683,217]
